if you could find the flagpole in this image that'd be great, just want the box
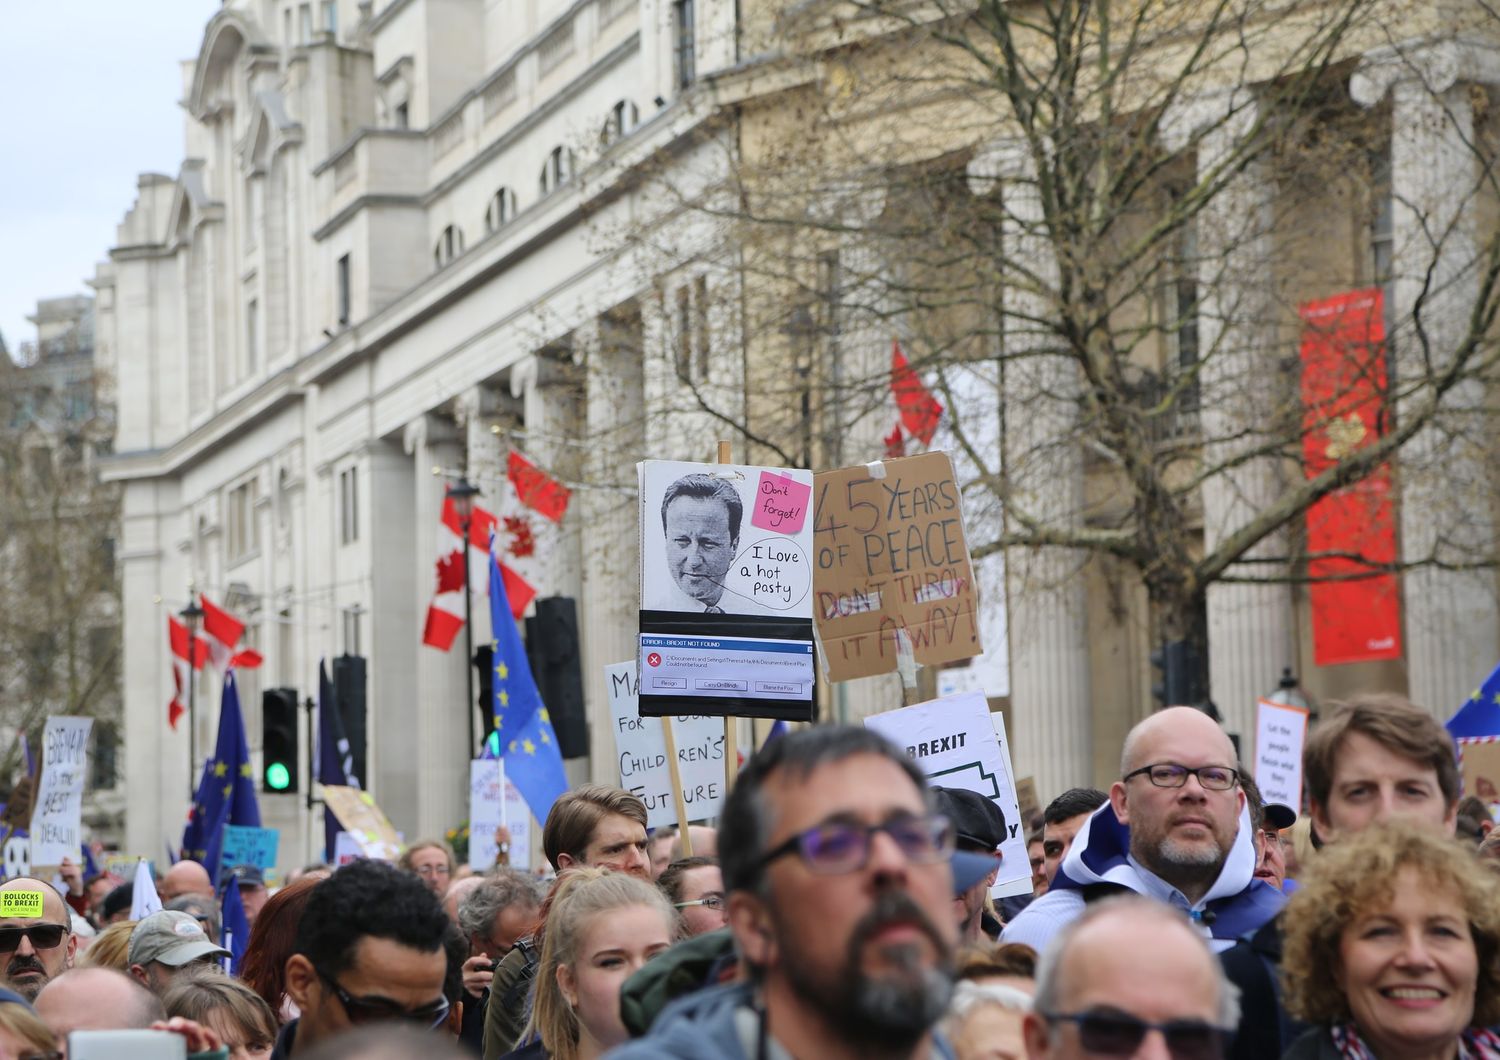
[716,440,739,795]
[179,593,205,799]
[447,478,483,756]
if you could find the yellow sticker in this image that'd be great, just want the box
[0,891,44,918]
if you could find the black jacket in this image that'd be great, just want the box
[1220,914,1309,1060]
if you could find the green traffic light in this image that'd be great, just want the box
[266,762,291,790]
[485,731,500,756]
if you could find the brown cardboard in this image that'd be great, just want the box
[322,785,403,860]
[1016,776,1041,832]
[1458,739,1500,803]
[812,452,982,681]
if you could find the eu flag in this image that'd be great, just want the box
[181,672,262,885]
[317,659,359,860]
[1449,662,1500,739]
[489,534,568,822]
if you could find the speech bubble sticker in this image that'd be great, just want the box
[0,890,45,918]
[752,471,811,535]
[721,537,812,611]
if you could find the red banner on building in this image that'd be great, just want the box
[1299,288,1402,666]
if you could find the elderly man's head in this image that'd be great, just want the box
[158,860,215,903]
[34,967,165,1052]
[1022,897,1238,1059]
[456,869,543,960]
[1109,707,1244,904]
[0,878,76,1001]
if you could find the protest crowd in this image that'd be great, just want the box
[3,687,1500,1060]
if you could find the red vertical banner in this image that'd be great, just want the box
[1299,288,1401,666]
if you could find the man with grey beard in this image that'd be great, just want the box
[612,726,960,1059]
[1002,706,1284,955]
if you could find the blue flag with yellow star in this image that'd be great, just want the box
[180,671,262,885]
[489,534,568,822]
[1449,662,1500,739]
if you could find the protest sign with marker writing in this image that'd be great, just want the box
[29,716,93,870]
[812,453,981,682]
[1254,698,1310,810]
[607,662,725,828]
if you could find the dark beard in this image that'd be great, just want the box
[779,890,954,1052]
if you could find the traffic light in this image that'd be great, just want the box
[262,688,300,793]
[525,596,589,759]
[332,654,367,788]
[1149,640,1205,709]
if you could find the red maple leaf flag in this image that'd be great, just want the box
[423,493,510,650]
[507,451,571,523]
[434,549,467,594]
[891,339,944,446]
[166,615,205,729]
[199,594,247,670]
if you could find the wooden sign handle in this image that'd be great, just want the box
[717,440,740,794]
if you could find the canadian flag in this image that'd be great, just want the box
[167,615,208,729]
[507,450,571,523]
[198,594,262,670]
[891,339,944,447]
[423,495,536,650]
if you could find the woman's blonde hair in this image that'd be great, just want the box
[77,919,136,971]
[163,968,278,1052]
[0,1000,55,1054]
[528,868,674,1060]
[1282,822,1500,1027]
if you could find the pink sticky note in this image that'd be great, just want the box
[752,471,811,534]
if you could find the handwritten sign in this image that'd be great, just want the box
[323,786,402,860]
[1254,698,1310,810]
[753,471,812,534]
[0,891,43,918]
[503,780,533,870]
[812,453,981,681]
[220,826,279,873]
[607,662,725,828]
[864,691,1029,898]
[469,759,507,870]
[29,716,93,869]
[1458,738,1500,807]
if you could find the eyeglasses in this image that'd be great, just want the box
[0,925,69,954]
[673,894,725,911]
[1122,763,1239,791]
[316,968,451,1030]
[758,814,955,875]
[1042,1009,1227,1060]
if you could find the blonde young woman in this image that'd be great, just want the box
[504,869,675,1060]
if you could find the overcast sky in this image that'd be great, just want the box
[0,0,220,357]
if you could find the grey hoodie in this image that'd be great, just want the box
[605,980,957,1060]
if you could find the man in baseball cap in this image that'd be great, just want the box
[932,786,1006,943]
[127,909,230,995]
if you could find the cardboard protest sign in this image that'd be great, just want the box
[1458,738,1500,807]
[220,825,280,873]
[28,717,93,869]
[606,662,725,828]
[503,780,533,870]
[638,460,816,720]
[864,691,1029,897]
[323,786,402,860]
[812,453,981,681]
[469,759,506,870]
[1255,699,1310,811]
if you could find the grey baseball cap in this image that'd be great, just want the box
[128,910,230,967]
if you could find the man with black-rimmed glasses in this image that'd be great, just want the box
[0,877,76,1001]
[1003,706,1284,956]
[272,859,452,1058]
[611,724,962,1060]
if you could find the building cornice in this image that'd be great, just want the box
[311,193,425,240]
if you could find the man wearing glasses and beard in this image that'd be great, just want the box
[612,726,961,1060]
[0,877,76,1001]
[273,860,452,1058]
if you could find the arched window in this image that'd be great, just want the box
[600,100,640,146]
[539,146,575,195]
[434,224,464,270]
[485,187,518,234]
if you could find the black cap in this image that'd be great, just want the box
[1263,803,1296,831]
[228,864,265,887]
[932,786,1007,852]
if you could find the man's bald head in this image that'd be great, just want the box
[159,861,214,902]
[35,967,166,1044]
[669,825,718,862]
[1120,707,1235,776]
[442,875,485,923]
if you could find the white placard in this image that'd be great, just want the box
[332,831,362,867]
[469,759,507,870]
[1255,698,1309,811]
[29,716,93,868]
[865,691,1030,897]
[607,661,726,828]
[503,780,533,871]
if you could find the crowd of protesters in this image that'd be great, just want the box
[1,689,1497,1059]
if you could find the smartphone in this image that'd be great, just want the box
[68,1030,187,1060]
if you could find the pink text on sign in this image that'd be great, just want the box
[753,471,811,534]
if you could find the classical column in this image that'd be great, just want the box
[1352,44,1500,715]
[402,414,469,838]
[1164,92,1294,741]
[969,142,1092,800]
[121,481,174,856]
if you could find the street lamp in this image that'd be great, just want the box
[446,477,483,751]
[178,593,205,798]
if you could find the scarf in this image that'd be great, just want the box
[1333,1024,1500,1059]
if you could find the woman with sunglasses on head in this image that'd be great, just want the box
[1281,823,1500,1060]
[503,868,675,1060]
